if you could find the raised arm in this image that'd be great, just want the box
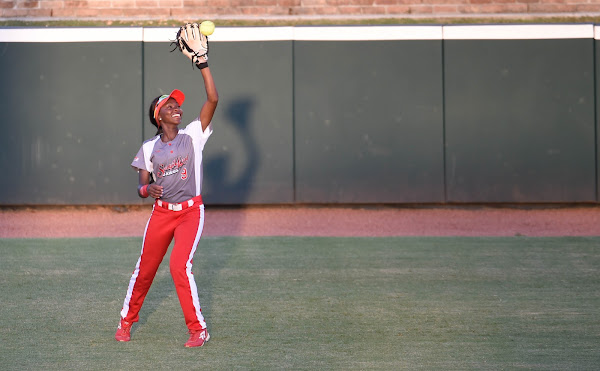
[198,66,218,132]
[173,22,219,132]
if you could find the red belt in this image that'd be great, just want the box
[155,195,203,212]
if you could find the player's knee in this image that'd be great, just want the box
[169,259,187,275]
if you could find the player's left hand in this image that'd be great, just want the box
[173,23,209,68]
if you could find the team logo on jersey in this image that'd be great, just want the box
[157,155,189,179]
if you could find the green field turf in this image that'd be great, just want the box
[0,236,598,370]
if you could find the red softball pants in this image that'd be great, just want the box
[119,196,207,331]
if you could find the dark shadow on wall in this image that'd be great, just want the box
[203,97,260,206]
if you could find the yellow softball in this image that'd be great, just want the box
[200,21,215,36]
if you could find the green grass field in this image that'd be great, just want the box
[1,236,599,370]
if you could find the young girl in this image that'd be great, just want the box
[115,31,218,347]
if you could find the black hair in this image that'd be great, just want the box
[148,96,163,136]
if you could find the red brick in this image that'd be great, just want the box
[170,6,225,16]
[161,0,183,7]
[238,6,264,14]
[111,1,137,8]
[423,0,469,4]
[65,8,99,16]
[336,5,360,13]
[457,3,527,12]
[63,1,88,8]
[293,3,313,10]
[39,1,64,8]
[16,0,39,9]
[377,0,417,4]
[88,8,124,16]
[302,0,327,6]
[51,8,76,16]
[408,4,433,12]
[229,0,253,7]
[328,0,374,5]
[1,7,51,15]
[320,6,342,13]
[136,0,159,7]
[384,4,412,13]
[121,7,168,16]
[577,3,600,11]
[263,6,288,14]
[527,3,577,11]
[291,6,318,14]
[264,6,288,14]
[87,1,111,7]
[356,6,383,14]
[182,0,207,5]
[185,0,230,7]
[433,4,459,12]
[0,1,15,8]
[258,6,284,14]
[278,0,300,6]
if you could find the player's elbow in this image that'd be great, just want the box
[208,92,219,105]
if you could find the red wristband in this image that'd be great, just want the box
[140,184,149,198]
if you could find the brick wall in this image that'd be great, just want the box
[2,0,600,19]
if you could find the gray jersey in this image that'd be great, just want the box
[131,119,212,203]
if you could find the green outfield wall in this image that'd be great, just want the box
[0,25,598,205]
[444,25,596,203]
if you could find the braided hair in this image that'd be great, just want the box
[148,96,163,136]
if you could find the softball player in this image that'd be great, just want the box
[114,54,218,347]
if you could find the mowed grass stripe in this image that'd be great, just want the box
[0,237,598,370]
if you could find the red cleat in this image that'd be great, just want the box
[184,328,210,347]
[115,318,132,342]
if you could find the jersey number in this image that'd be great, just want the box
[181,168,188,180]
